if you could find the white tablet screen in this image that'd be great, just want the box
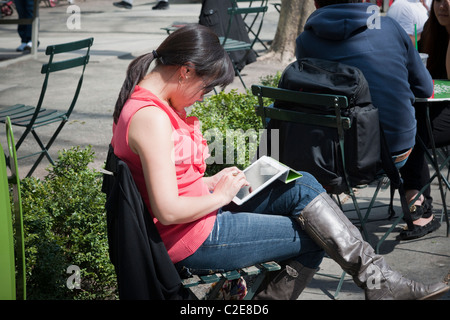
[234,157,283,204]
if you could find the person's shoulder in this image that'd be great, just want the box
[134,105,170,124]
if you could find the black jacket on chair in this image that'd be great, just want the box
[102,146,186,300]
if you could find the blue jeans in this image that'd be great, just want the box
[175,172,326,275]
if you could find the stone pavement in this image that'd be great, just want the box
[0,0,449,300]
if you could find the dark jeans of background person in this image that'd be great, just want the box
[14,0,34,43]
[400,102,450,210]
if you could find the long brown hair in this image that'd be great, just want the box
[113,24,234,123]
[420,0,449,79]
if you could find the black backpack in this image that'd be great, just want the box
[268,58,414,231]
[272,58,381,194]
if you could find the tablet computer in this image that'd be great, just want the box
[232,156,288,206]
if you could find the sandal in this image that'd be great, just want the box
[397,217,441,241]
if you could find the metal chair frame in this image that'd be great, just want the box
[221,0,268,89]
[0,117,26,300]
[413,98,450,237]
[0,37,93,176]
[251,84,410,298]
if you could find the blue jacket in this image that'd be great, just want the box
[296,3,433,153]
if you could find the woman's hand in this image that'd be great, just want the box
[204,167,244,191]
[210,167,249,204]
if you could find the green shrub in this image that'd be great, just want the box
[191,89,262,176]
[21,146,117,300]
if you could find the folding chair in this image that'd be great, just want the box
[235,0,269,51]
[252,85,373,238]
[221,0,268,89]
[252,84,416,250]
[0,117,26,300]
[251,85,413,298]
[0,37,94,177]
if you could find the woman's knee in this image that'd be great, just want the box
[286,172,326,214]
[297,171,326,196]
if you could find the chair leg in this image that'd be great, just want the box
[14,126,32,152]
[235,67,247,90]
[26,121,66,176]
[347,190,370,242]
[433,153,450,237]
[229,55,247,90]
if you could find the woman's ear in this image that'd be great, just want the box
[179,64,193,81]
[179,65,188,80]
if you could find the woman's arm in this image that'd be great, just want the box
[128,107,248,225]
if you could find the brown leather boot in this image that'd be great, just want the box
[253,260,316,300]
[297,192,449,300]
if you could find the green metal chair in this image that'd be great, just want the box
[251,85,409,298]
[0,131,15,300]
[252,85,372,237]
[235,0,269,51]
[160,1,267,90]
[0,37,94,177]
[221,0,268,89]
[0,117,26,300]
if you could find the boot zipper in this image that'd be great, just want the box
[297,215,328,249]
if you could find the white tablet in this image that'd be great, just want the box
[232,156,288,206]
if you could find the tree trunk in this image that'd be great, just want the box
[262,0,315,63]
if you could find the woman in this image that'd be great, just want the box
[400,0,450,239]
[110,24,448,299]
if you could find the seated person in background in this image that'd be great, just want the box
[400,0,450,238]
[387,0,429,44]
[110,24,448,299]
[295,0,434,239]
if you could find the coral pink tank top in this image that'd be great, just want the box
[111,86,217,263]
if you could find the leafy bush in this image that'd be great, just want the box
[191,89,262,176]
[191,72,281,176]
[21,146,117,300]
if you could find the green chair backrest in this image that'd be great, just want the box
[36,38,93,123]
[0,117,26,300]
[0,141,15,300]
[251,85,352,188]
[251,85,351,130]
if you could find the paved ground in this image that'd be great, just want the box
[0,0,449,300]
